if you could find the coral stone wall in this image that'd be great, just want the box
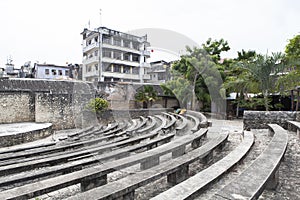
[0,91,35,123]
[0,78,96,130]
[243,111,300,130]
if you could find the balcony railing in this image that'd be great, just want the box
[102,43,140,54]
[83,56,99,64]
[143,74,151,80]
[141,50,151,57]
[83,43,99,52]
[140,62,151,68]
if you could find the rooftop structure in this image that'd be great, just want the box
[81,27,151,83]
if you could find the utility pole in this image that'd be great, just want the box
[99,9,102,27]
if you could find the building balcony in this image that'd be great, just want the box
[84,70,98,78]
[143,74,151,80]
[83,43,99,53]
[102,43,140,54]
[83,56,99,64]
[102,57,140,67]
[102,72,140,80]
[140,62,151,68]
[141,50,151,57]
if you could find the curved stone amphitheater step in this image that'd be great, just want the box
[151,131,254,200]
[64,132,227,200]
[211,124,288,200]
[0,129,208,199]
[0,122,53,147]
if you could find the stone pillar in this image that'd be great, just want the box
[167,165,189,185]
[268,128,275,137]
[121,190,135,200]
[81,173,107,192]
[191,138,202,149]
[172,145,186,158]
[201,151,213,164]
[266,170,279,190]
[140,156,159,170]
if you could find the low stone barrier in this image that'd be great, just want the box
[243,111,300,130]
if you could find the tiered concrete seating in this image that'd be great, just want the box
[152,131,254,200]
[66,132,227,200]
[0,129,208,199]
[211,124,288,200]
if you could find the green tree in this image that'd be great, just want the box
[86,97,109,113]
[161,77,192,108]
[236,49,256,61]
[170,41,228,112]
[202,38,230,63]
[276,34,300,93]
[285,34,300,64]
[239,52,285,110]
[135,85,158,108]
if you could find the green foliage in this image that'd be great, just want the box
[237,97,273,110]
[276,34,300,93]
[86,98,109,113]
[168,39,228,111]
[285,34,300,64]
[202,38,230,63]
[135,85,158,108]
[223,52,285,111]
[161,77,193,108]
[236,49,256,61]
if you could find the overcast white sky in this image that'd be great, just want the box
[0,0,299,67]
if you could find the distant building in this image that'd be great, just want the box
[147,60,172,83]
[81,27,151,83]
[33,63,72,80]
[4,62,19,78]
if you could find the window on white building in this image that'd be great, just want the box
[132,54,139,62]
[87,66,92,72]
[103,36,110,44]
[65,70,69,76]
[124,53,130,61]
[123,40,130,48]
[113,51,122,60]
[51,69,57,75]
[58,70,63,76]
[45,69,49,75]
[123,66,130,74]
[113,37,121,46]
[114,65,121,73]
[132,42,139,50]
[103,49,112,58]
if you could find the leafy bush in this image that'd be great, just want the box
[86,98,109,113]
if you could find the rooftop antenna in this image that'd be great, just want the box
[99,9,102,27]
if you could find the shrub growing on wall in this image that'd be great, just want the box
[86,97,109,113]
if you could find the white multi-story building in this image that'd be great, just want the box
[81,27,151,83]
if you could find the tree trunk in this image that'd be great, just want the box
[192,73,199,110]
[143,101,147,109]
[263,90,269,111]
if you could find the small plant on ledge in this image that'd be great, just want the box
[86,97,109,114]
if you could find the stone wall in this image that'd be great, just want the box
[243,111,300,130]
[0,78,178,129]
[0,78,96,130]
[0,90,35,123]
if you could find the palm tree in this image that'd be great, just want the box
[135,85,158,108]
[245,53,284,110]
